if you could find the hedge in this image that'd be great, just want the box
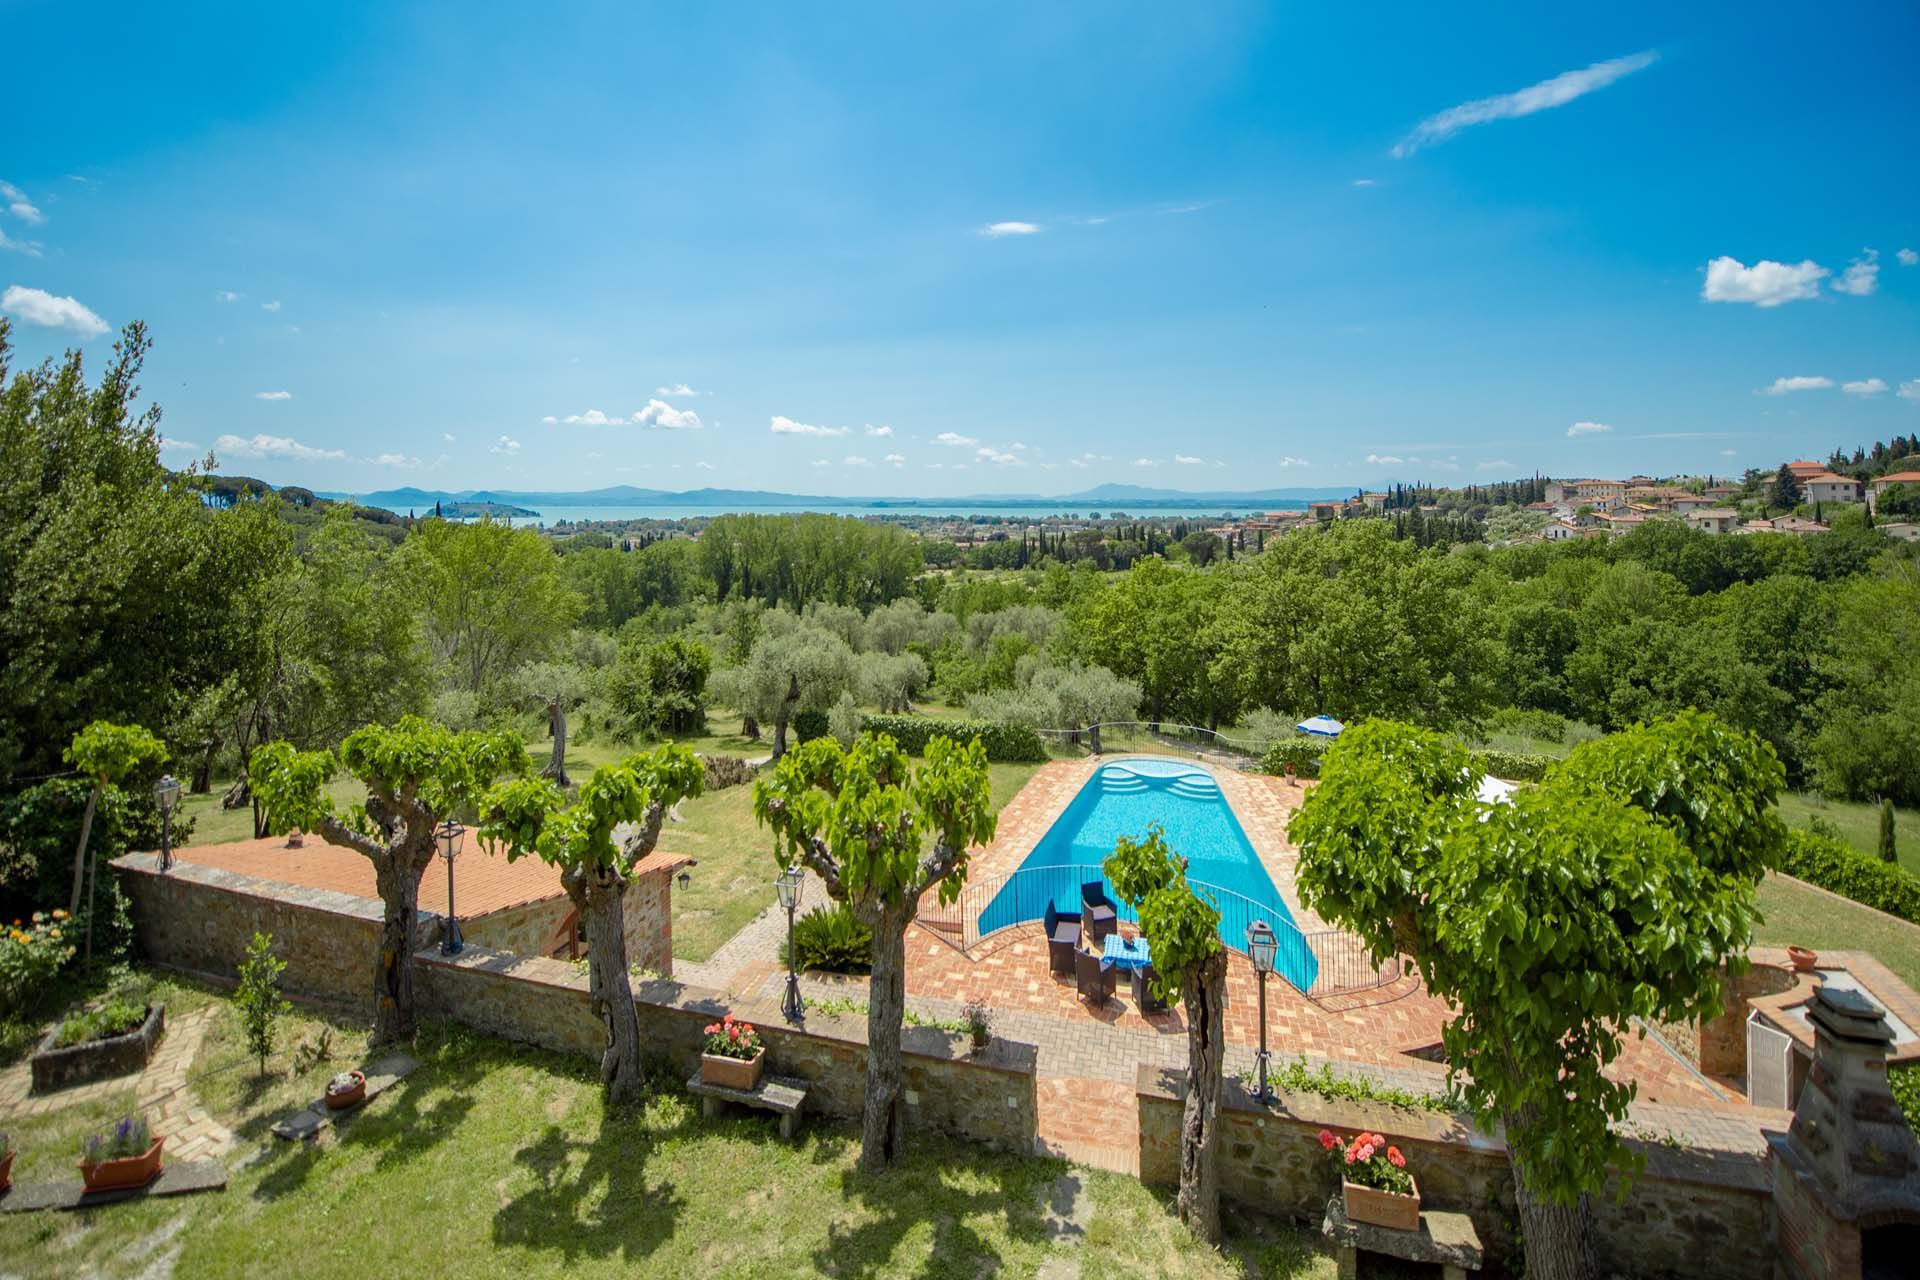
[1782,829,1920,926]
[1258,737,1327,779]
[858,714,1049,763]
[1468,749,1554,783]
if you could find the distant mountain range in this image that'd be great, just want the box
[315,482,1358,514]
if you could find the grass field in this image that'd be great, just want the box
[1753,872,1920,990]
[1776,792,1919,877]
[0,976,1332,1280]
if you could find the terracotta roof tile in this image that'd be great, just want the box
[173,835,565,920]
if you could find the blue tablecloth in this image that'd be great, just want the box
[1101,934,1151,972]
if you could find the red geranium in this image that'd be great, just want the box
[1321,1127,1414,1196]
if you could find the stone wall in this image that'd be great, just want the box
[464,896,572,960]
[1137,1067,1775,1280]
[625,866,673,976]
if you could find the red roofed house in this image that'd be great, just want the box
[1801,472,1862,504]
[1868,470,1920,513]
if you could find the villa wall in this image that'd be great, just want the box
[462,896,572,959]
[1137,1067,1776,1280]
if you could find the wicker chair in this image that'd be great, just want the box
[1081,881,1118,946]
[1074,948,1116,1006]
[1132,963,1169,1014]
[1044,902,1082,978]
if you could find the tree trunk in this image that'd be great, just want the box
[68,781,103,915]
[371,847,433,1045]
[860,908,910,1171]
[564,862,646,1107]
[1505,1108,1598,1280]
[740,715,760,740]
[1088,722,1103,755]
[772,674,801,760]
[1178,950,1228,1244]
[543,695,571,787]
[192,738,218,794]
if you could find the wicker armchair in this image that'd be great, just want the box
[1044,902,1082,977]
[1074,948,1116,1005]
[1081,881,1118,946]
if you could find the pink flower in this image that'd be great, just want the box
[1344,1146,1359,1165]
[1318,1129,1336,1151]
[1387,1146,1406,1169]
[1355,1143,1374,1162]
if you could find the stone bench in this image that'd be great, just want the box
[685,1071,809,1138]
[1322,1194,1484,1280]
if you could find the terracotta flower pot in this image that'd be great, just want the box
[1787,945,1818,973]
[325,1070,367,1111]
[1343,1174,1420,1232]
[700,1047,765,1092]
[0,1149,13,1194]
[970,1030,990,1054]
[78,1138,164,1193]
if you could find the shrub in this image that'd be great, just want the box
[858,715,1047,763]
[784,903,874,974]
[81,1115,151,1164]
[1259,737,1327,779]
[1782,829,1920,925]
[0,910,76,1009]
[828,690,862,748]
[236,931,292,1076]
[1468,748,1554,783]
[1486,706,1568,744]
[1,777,191,916]
[55,998,147,1047]
[791,708,831,745]
[698,754,757,791]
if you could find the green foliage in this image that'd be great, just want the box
[608,633,712,737]
[235,931,291,1076]
[1881,797,1899,864]
[247,742,337,836]
[55,998,147,1047]
[1,778,190,913]
[696,513,924,610]
[784,902,874,973]
[1249,1055,1460,1113]
[1781,829,1920,924]
[65,721,168,783]
[755,732,997,910]
[398,517,583,693]
[1892,1064,1920,1137]
[727,624,857,751]
[1102,824,1222,1008]
[1258,737,1326,778]
[857,715,1047,763]
[482,744,705,874]
[1468,748,1553,783]
[0,910,76,1009]
[1290,713,1784,1206]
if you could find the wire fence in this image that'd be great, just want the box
[1033,721,1285,765]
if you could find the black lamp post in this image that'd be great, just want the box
[437,818,466,955]
[154,774,181,872]
[1246,919,1277,1103]
[776,865,805,1022]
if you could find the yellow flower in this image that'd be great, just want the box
[48,929,61,941]
[51,909,68,920]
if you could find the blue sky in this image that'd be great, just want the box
[4,1,1917,495]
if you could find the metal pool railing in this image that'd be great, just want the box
[918,861,1400,997]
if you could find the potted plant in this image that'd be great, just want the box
[77,1116,163,1193]
[1321,1128,1418,1230]
[962,999,993,1054]
[1,1132,13,1194]
[325,1070,367,1111]
[700,1013,765,1091]
[1787,945,1818,973]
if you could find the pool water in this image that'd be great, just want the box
[976,758,1318,989]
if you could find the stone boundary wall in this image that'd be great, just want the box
[116,853,1037,1154]
[1137,1066,1775,1280]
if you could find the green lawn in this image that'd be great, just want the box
[0,976,1331,1280]
[1776,792,1919,877]
[1753,873,1920,991]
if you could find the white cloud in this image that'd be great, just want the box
[372,452,421,469]
[1719,448,1738,457]
[490,435,521,455]
[1275,456,1310,467]
[1392,51,1657,157]
[1842,378,1888,396]
[260,300,282,313]
[1432,458,1462,472]
[216,290,239,302]
[1900,380,1920,402]
[884,453,906,466]
[215,432,347,462]
[1366,453,1405,464]
[1831,248,1879,297]
[1899,248,1918,267]
[634,399,703,429]
[0,228,42,257]
[1132,458,1159,468]
[1,285,108,336]
[254,390,293,401]
[1009,441,1028,451]
[1351,179,1376,187]
[561,409,623,425]
[1476,459,1516,472]
[1762,375,1834,396]
[1702,256,1828,307]
[934,431,978,447]
[770,414,850,437]
[980,221,1041,237]
[655,383,700,397]
[843,454,871,466]
[976,447,1022,466]
[809,458,831,468]
[695,460,716,471]
[1174,454,1205,465]
[1069,458,1089,469]
[159,435,201,455]
[442,432,456,443]
[1566,420,1613,437]
[0,180,44,225]
[865,424,893,437]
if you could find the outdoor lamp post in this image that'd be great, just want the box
[154,774,181,872]
[437,818,466,955]
[776,865,805,1022]
[1246,919,1277,1103]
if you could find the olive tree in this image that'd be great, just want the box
[1289,711,1784,1280]
[481,745,704,1106]
[1103,826,1227,1242]
[754,732,996,1169]
[732,626,856,758]
[248,717,529,1043]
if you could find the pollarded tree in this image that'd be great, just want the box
[754,732,996,1170]
[1103,826,1228,1243]
[248,717,529,1043]
[1289,711,1785,1280]
[63,721,167,917]
[481,745,705,1106]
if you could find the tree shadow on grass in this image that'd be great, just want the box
[808,1138,1057,1279]
[490,1118,685,1268]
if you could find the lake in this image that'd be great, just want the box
[498,502,1303,525]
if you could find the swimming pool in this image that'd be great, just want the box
[976,758,1318,990]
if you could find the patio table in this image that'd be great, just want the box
[1100,933,1151,973]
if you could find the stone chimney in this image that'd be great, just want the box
[1768,985,1920,1280]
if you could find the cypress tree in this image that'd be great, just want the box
[1880,798,1898,864]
